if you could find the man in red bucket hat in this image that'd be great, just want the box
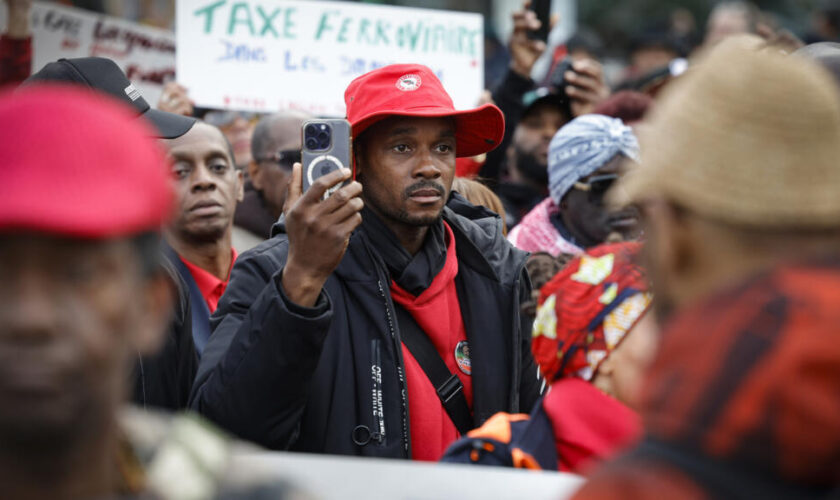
[192,64,543,460]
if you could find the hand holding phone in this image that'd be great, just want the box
[280,119,363,307]
[509,1,548,78]
[527,0,552,42]
[560,58,610,118]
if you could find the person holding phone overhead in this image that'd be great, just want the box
[192,64,543,461]
[487,1,611,231]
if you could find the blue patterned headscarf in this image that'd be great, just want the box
[548,114,640,205]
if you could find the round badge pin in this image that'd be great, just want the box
[396,74,422,91]
[454,341,471,375]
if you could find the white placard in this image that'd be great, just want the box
[176,0,484,116]
[3,2,177,106]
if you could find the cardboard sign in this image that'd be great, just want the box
[2,2,177,105]
[176,0,484,116]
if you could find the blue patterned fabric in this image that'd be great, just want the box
[548,114,639,205]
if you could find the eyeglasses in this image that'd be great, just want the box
[203,110,260,128]
[572,174,618,202]
[256,149,301,169]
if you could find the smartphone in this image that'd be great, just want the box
[301,119,352,199]
[546,57,575,118]
[527,0,552,42]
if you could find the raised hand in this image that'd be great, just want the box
[509,1,547,79]
[281,163,364,307]
[565,58,610,117]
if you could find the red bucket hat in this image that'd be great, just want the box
[344,64,505,158]
[0,85,172,238]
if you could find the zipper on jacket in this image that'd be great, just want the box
[377,279,411,458]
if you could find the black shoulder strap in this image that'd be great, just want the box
[393,304,474,435]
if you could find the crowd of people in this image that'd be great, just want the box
[1,0,840,498]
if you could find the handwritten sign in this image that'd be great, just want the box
[176,0,484,116]
[0,2,177,105]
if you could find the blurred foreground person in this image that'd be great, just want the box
[575,40,840,500]
[508,115,640,256]
[163,121,244,356]
[443,242,656,473]
[0,86,301,500]
[795,41,840,89]
[0,86,171,499]
[25,56,199,410]
[192,64,541,460]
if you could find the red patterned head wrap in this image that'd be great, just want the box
[532,242,652,383]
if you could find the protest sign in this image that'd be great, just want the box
[0,2,175,105]
[176,0,484,116]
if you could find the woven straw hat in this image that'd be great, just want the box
[615,38,840,228]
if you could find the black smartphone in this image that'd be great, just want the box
[547,57,575,118]
[301,119,352,199]
[527,0,552,42]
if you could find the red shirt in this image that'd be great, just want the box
[391,222,472,461]
[542,378,641,473]
[179,249,237,313]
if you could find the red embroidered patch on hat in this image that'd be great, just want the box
[396,74,422,91]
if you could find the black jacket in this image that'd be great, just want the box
[131,255,198,411]
[191,195,542,457]
[163,244,212,355]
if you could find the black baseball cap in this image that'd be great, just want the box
[522,87,571,120]
[25,57,195,139]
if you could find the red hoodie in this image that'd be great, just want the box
[391,222,473,461]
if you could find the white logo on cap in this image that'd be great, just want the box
[396,74,421,92]
[124,84,142,102]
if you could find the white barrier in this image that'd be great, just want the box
[230,451,585,500]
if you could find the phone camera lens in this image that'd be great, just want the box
[305,123,332,151]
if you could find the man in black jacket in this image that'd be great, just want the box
[192,64,542,460]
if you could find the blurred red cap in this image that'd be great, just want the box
[0,85,173,238]
[344,64,504,157]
